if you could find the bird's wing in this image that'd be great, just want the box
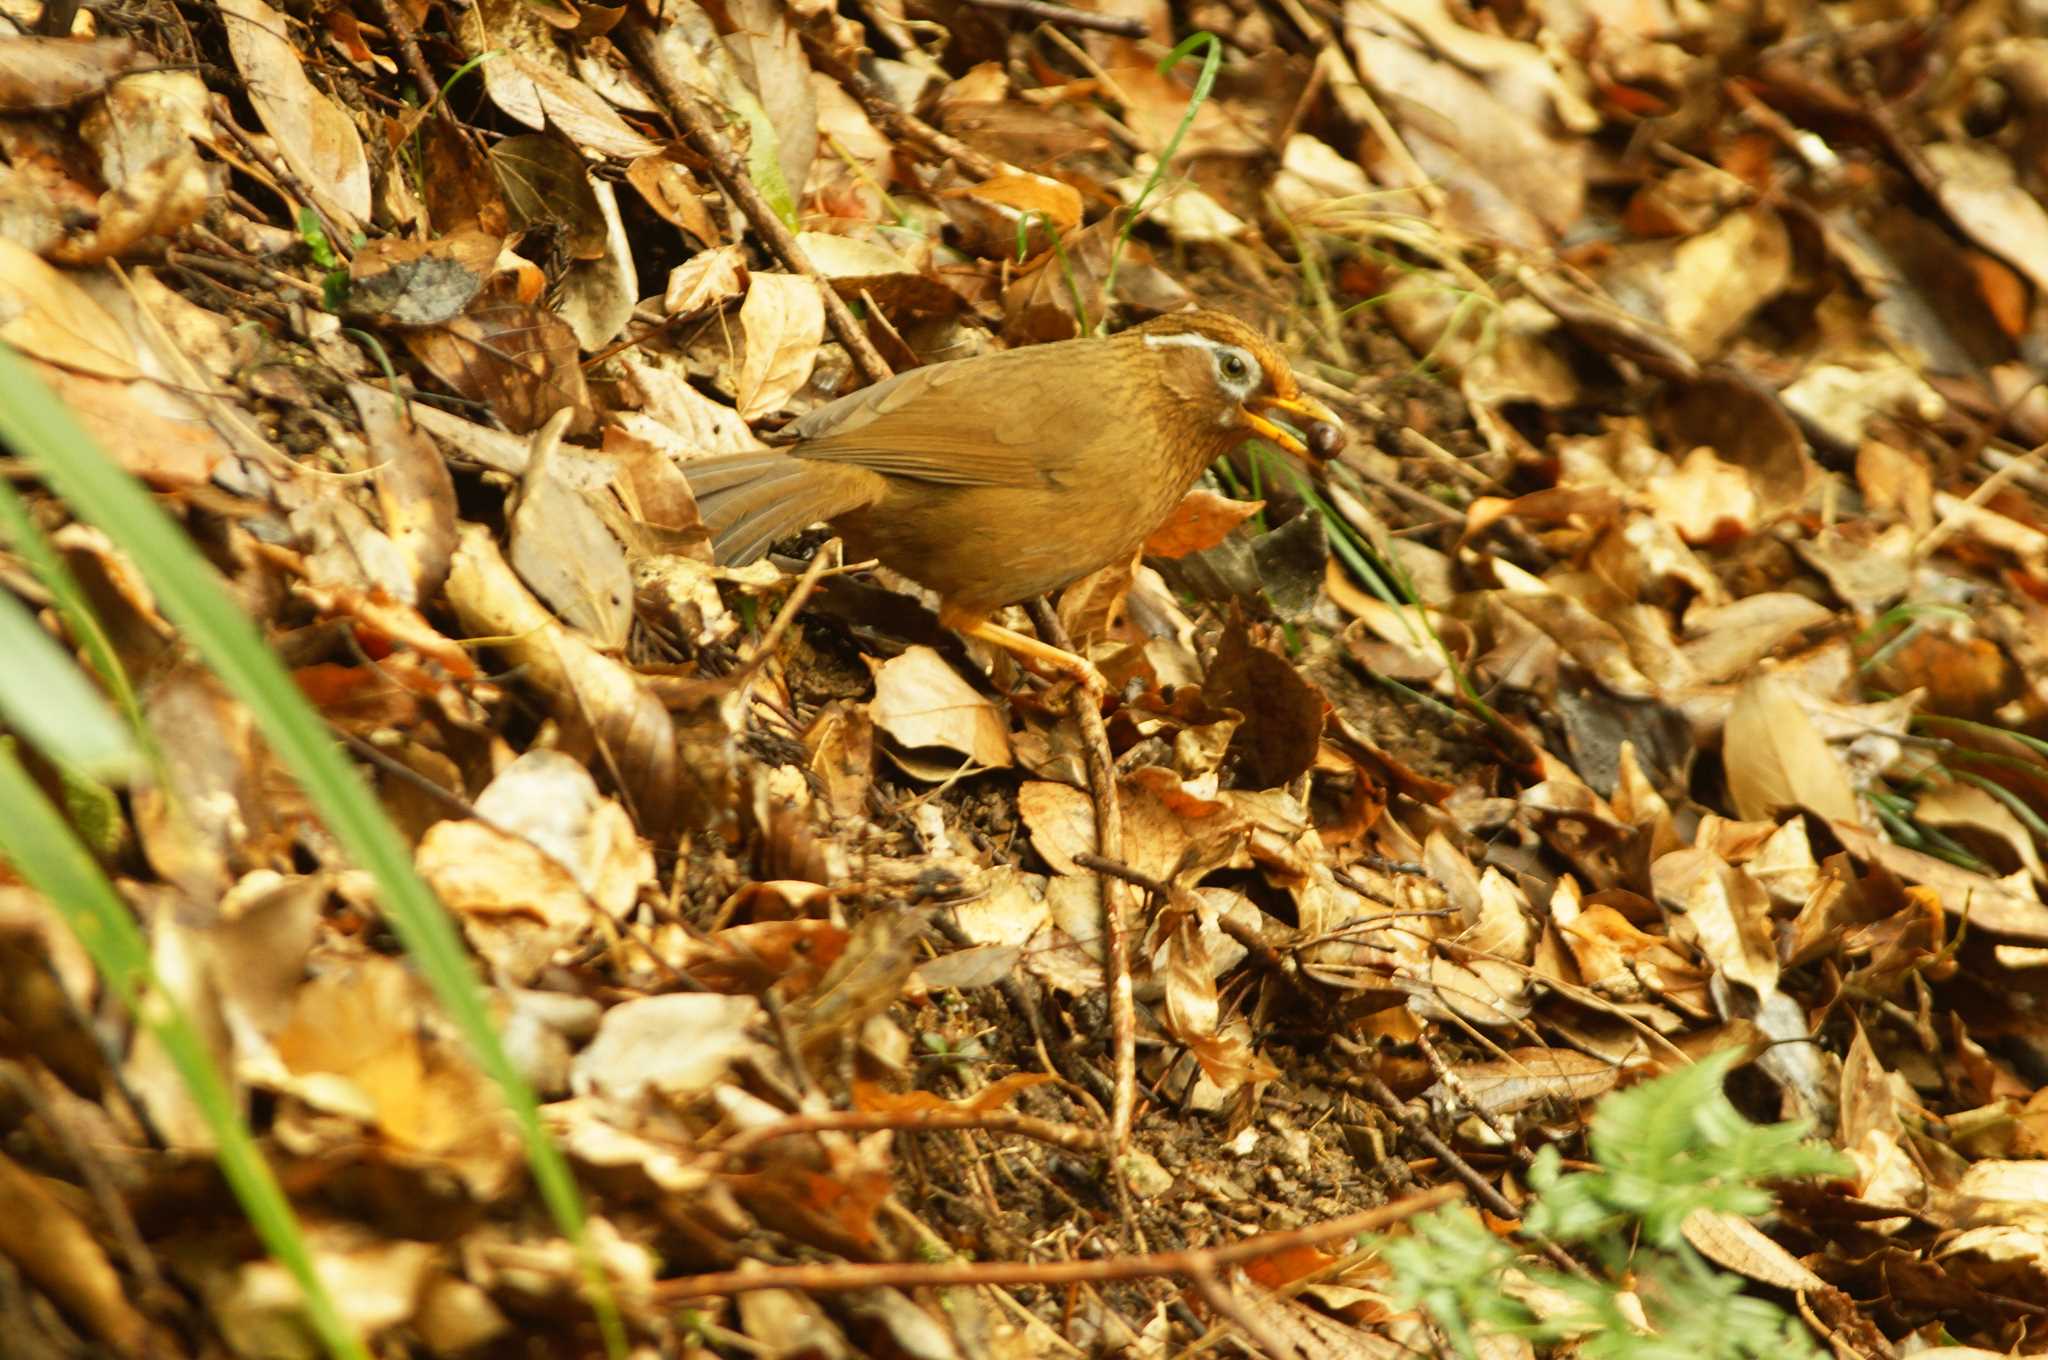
[782,339,1116,488]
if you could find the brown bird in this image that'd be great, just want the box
[684,309,1345,686]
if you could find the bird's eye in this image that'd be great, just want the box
[1219,351,1250,382]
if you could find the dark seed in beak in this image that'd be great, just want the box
[1308,421,1347,460]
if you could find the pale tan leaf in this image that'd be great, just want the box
[1682,1209,1829,1291]
[1653,846,1779,994]
[1723,674,1862,824]
[723,0,816,204]
[734,272,825,419]
[472,45,661,160]
[867,646,1012,773]
[0,238,138,377]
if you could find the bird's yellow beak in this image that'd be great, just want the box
[1244,392,1347,464]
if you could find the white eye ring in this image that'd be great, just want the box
[1217,349,1252,383]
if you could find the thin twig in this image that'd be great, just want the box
[967,0,1147,35]
[727,540,849,684]
[1333,1045,1589,1280]
[813,51,1009,181]
[655,1184,1462,1298]
[708,1106,1105,1163]
[1030,600,1136,1155]
[366,0,453,126]
[616,22,893,387]
[1077,850,1332,1017]
[208,106,353,255]
[1189,1265,1302,1360]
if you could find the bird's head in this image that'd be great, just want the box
[1125,310,1347,465]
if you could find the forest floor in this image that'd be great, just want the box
[4,0,2048,1356]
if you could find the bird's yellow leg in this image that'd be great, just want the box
[959,619,1106,698]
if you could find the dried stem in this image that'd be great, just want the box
[1189,1264,1302,1360]
[708,1106,1104,1163]
[812,52,1009,181]
[966,0,1147,35]
[1332,1041,1589,1280]
[616,22,893,387]
[655,1183,1462,1298]
[1029,600,1136,1154]
[366,0,452,127]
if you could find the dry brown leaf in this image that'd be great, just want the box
[507,414,634,647]
[1830,819,2048,943]
[0,239,138,377]
[661,242,747,316]
[0,36,142,111]
[734,271,825,420]
[0,1151,152,1356]
[417,818,596,983]
[218,0,371,230]
[272,959,523,1197]
[1923,141,2048,295]
[1653,846,1779,994]
[404,298,591,435]
[723,0,817,206]
[348,382,457,600]
[1144,490,1266,558]
[1723,674,1861,825]
[1643,446,1757,544]
[867,646,1011,773]
[570,993,763,1108]
[446,524,700,833]
[459,0,661,160]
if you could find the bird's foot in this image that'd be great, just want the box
[960,619,1106,707]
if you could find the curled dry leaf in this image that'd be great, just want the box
[404,301,591,436]
[723,0,818,209]
[0,1153,152,1355]
[1653,846,1779,995]
[417,818,597,983]
[446,524,696,834]
[557,179,638,350]
[1205,618,1326,789]
[0,36,142,112]
[570,993,763,1109]
[271,958,524,1197]
[472,749,653,912]
[347,382,457,600]
[662,243,747,317]
[457,0,661,160]
[1144,490,1267,558]
[507,413,635,647]
[0,238,138,378]
[867,646,1012,774]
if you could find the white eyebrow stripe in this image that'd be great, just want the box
[1142,333,1219,352]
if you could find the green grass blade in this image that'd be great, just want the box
[1102,31,1221,310]
[0,740,368,1360]
[0,585,138,780]
[0,475,149,748]
[0,341,624,1354]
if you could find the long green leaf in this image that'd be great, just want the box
[0,740,368,1360]
[0,342,623,1352]
[0,586,137,779]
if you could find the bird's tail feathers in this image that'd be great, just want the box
[684,452,876,566]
